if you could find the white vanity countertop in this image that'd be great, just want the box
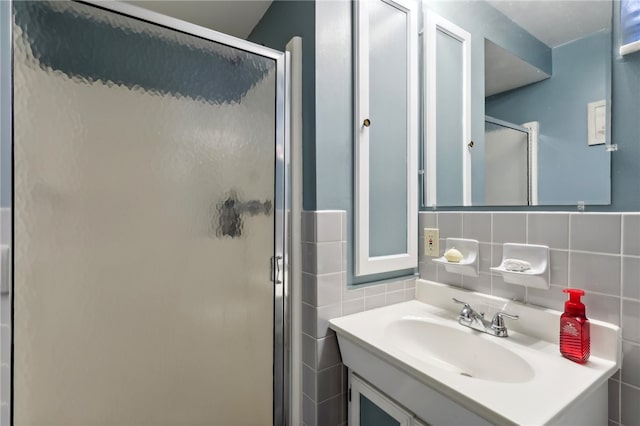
[329,280,620,426]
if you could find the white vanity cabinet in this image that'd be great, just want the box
[349,372,426,426]
[350,373,413,426]
[331,285,621,426]
[343,337,492,426]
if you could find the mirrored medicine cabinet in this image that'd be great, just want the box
[354,0,419,276]
[424,0,613,207]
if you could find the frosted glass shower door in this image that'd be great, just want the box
[11,2,285,425]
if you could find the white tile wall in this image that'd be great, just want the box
[571,214,621,254]
[493,212,527,244]
[420,211,640,426]
[301,210,416,426]
[527,213,570,249]
[0,208,10,426]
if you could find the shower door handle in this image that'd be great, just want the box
[214,191,272,238]
[271,256,283,285]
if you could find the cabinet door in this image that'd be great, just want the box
[350,373,413,426]
[354,0,418,276]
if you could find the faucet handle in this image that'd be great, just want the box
[453,298,484,317]
[452,297,470,307]
[452,298,476,325]
[491,311,519,337]
[493,311,519,321]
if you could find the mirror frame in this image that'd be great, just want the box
[424,10,472,207]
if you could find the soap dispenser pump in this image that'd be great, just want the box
[560,288,590,363]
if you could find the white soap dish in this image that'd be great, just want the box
[432,238,479,277]
[490,243,550,289]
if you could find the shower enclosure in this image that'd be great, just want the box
[484,116,535,206]
[7,1,289,424]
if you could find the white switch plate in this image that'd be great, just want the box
[424,228,439,257]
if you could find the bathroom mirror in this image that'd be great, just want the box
[423,0,612,207]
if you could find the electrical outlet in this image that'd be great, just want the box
[424,228,439,257]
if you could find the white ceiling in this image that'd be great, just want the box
[487,0,612,48]
[126,0,273,39]
[485,39,550,96]
[485,0,612,96]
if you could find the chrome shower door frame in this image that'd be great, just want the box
[8,1,290,424]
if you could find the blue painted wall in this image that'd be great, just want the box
[314,1,352,214]
[486,31,611,205]
[249,0,317,211]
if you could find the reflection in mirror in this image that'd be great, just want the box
[484,117,530,206]
[424,10,471,207]
[424,0,612,207]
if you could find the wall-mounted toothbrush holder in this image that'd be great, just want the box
[432,238,479,277]
[490,243,550,289]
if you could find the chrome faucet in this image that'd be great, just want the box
[452,298,519,337]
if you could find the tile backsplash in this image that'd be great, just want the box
[420,211,640,426]
[304,210,639,425]
[301,210,415,426]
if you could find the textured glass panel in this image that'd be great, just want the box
[0,2,12,422]
[13,2,275,425]
[368,0,408,257]
[360,394,401,426]
[0,0,10,208]
[485,122,528,205]
[435,30,464,206]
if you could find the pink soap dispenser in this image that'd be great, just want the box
[560,288,590,363]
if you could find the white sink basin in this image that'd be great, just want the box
[385,318,535,383]
[329,280,621,425]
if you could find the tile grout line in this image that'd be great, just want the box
[490,212,495,297]
[339,211,347,424]
[621,380,640,392]
[316,391,343,406]
[569,249,624,257]
[339,211,344,318]
[619,253,640,260]
[572,288,622,299]
[525,213,530,303]
[619,215,624,425]
[622,338,640,348]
